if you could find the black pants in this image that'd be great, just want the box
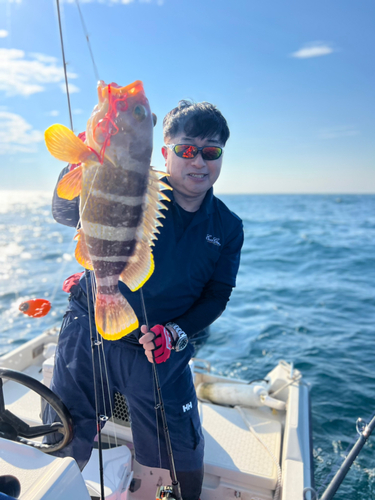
[177,468,204,500]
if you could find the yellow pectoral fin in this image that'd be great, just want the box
[57,165,83,200]
[45,124,93,164]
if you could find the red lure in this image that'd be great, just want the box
[88,84,128,164]
[19,299,51,318]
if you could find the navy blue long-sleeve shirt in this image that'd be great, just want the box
[52,167,244,341]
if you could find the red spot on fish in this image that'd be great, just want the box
[19,299,51,318]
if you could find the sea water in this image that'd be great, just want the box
[0,190,374,499]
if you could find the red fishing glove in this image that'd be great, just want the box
[151,325,173,364]
[62,272,84,293]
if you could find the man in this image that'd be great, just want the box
[45,100,244,500]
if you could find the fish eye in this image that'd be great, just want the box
[133,104,146,122]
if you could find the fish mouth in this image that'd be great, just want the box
[97,80,144,103]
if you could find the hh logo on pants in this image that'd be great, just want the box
[183,402,192,412]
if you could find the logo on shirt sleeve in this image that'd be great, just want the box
[206,234,221,246]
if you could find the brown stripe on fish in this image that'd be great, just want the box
[85,235,137,258]
[128,140,153,163]
[83,197,143,228]
[96,275,118,295]
[91,164,148,197]
[94,260,128,279]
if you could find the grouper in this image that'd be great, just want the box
[45,80,171,340]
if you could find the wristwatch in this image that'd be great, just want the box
[165,322,189,352]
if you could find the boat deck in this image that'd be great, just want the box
[0,329,314,500]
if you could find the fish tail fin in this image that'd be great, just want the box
[95,292,138,340]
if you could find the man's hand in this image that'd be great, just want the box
[139,324,175,364]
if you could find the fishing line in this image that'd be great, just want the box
[140,288,182,500]
[90,276,120,453]
[56,0,73,132]
[75,0,100,83]
[84,272,105,500]
[140,289,162,468]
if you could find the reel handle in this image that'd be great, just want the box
[156,485,180,499]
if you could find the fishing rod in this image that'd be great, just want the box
[56,2,106,499]
[303,413,375,500]
[140,289,183,500]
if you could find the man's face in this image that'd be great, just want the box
[162,133,223,202]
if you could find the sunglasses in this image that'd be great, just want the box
[165,144,223,161]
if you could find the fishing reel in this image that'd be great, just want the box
[156,485,181,499]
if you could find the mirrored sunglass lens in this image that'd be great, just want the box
[202,147,222,160]
[174,145,197,158]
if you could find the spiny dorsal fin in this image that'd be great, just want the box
[119,168,170,291]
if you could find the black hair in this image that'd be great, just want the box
[163,100,230,146]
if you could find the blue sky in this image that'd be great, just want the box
[0,0,374,193]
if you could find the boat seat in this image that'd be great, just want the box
[199,403,281,491]
[0,438,91,500]
[82,445,133,499]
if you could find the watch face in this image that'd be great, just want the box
[175,334,188,352]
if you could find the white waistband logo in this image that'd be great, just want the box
[183,402,193,412]
[206,234,221,246]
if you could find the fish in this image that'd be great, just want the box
[44,80,171,340]
[19,299,51,318]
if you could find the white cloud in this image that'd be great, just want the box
[0,48,78,97]
[0,30,9,38]
[73,108,83,115]
[0,112,44,154]
[46,110,60,117]
[291,42,335,59]
[29,52,60,64]
[60,82,80,94]
[319,126,360,139]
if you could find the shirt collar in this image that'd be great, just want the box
[162,177,215,215]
